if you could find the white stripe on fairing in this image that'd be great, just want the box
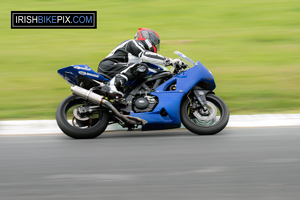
[148,68,157,73]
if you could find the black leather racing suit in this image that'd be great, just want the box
[98,39,168,79]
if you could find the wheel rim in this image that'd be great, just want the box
[187,98,223,127]
[64,98,103,129]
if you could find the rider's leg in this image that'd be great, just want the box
[107,63,148,97]
[98,60,127,78]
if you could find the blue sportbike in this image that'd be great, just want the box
[56,51,229,139]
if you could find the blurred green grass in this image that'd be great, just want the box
[0,0,299,119]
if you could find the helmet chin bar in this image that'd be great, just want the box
[152,45,157,53]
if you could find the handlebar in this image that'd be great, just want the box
[172,60,188,75]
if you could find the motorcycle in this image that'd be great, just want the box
[56,51,229,139]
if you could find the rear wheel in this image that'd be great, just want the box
[180,93,229,135]
[56,95,109,139]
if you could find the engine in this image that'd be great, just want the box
[133,95,158,113]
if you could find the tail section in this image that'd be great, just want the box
[58,64,109,85]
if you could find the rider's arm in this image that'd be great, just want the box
[126,40,170,66]
[141,51,166,65]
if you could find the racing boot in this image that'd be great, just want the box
[106,74,128,98]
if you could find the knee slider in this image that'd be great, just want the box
[132,63,148,77]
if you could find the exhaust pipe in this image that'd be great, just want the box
[71,85,104,105]
[71,86,147,125]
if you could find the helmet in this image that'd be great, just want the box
[134,28,160,53]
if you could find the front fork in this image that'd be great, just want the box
[193,90,208,111]
[191,89,213,116]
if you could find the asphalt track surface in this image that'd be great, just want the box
[1,127,300,200]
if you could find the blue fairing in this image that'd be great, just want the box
[57,64,109,85]
[145,62,167,76]
[130,60,216,130]
[156,61,215,92]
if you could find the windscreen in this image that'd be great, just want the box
[174,51,195,68]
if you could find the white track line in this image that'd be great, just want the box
[0,114,300,135]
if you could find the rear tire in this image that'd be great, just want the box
[180,93,229,135]
[56,95,109,139]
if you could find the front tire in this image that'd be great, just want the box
[56,95,109,139]
[180,93,229,135]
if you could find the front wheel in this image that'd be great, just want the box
[56,95,109,139]
[180,93,229,135]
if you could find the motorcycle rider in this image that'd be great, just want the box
[98,28,183,97]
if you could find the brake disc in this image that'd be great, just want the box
[193,101,217,121]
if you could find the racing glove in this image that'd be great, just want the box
[164,58,187,68]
